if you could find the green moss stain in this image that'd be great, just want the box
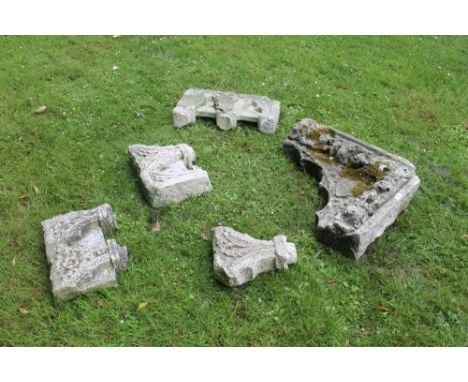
[342,162,388,183]
[302,126,389,196]
[303,127,337,164]
[299,124,309,135]
[342,162,389,196]
[308,150,335,164]
[306,127,336,141]
[350,181,373,197]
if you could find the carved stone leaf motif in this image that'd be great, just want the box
[41,204,128,301]
[173,88,281,134]
[212,226,297,287]
[283,118,420,259]
[128,143,212,207]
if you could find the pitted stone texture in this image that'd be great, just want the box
[128,143,212,207]
[41,204,128,301]
[173,88,281,134]
[283,118,420,259]
[212,226,297,287]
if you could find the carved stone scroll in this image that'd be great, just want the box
[212,226,297,287]
[128,143,212,207]
[41,204,128,301]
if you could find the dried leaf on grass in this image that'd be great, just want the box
[201,229,209,241]
[148,210,164,233]
[34,105,47,114]
[148,220,160,233]
[377,306,391,313]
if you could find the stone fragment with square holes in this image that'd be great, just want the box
[173,88,280,134]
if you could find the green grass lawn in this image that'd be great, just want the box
[0,36,466,346]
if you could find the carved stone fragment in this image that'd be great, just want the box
[212,226,297,287]
[173,88,281,134]
[41,204,128,301]
[128,143,212,207]
[283,118,420,259]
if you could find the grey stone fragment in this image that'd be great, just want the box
[173,88,281,134]
[212,226,297,287]
[41,204,128,301]
[283,118,420,259]
[128,143,212,207]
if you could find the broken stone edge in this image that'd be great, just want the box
[283,120,420,259]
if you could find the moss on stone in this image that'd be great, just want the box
[299,124,309,134]
[343,162,387,183]
[303,124,388,196]
[303,126,338,164]
[342,162,389,196]
[308,149,335,164]
[351,181,374,197]
[307,127,336,140]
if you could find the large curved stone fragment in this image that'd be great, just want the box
[283,119,420,259]
[173,88,281,134]
[212,226,297,287]
[41,204,128,301]
[128,143,212,207]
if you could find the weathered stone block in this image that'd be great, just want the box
[283,118,420,259]
[41,204,128,301]
[128,143,212,207]
[173,88,281,134]
[212,226,297,287]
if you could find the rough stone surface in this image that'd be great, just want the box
[128,143,212,207]
[212,226,297,287]
[41,204,128,301]
[283,118,420,259]
[173,88,281,134]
